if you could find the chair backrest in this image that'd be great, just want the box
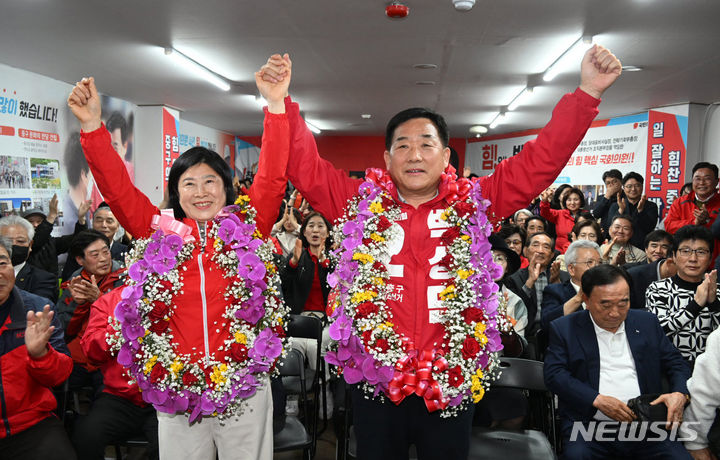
[491,357,546,392]
[278,348,306,382]
[286,314,323,341]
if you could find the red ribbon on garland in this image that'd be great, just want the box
[387,349,450,412]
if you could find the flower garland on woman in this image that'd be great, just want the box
[68,76,290,459]
[325,168,504,416]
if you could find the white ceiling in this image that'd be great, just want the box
[2,0,720,138]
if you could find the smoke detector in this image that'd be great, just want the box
[453,0,475,11]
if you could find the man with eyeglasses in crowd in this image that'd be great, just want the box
[646,225,720,365]
[56,230,124,394]
[608,172,658,249]
[665,162,720,267]
[592,169,622,238]
[541,239,602,331]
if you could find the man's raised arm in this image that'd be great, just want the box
[479,45,622,221]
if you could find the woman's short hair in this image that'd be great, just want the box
[167,147,236,220]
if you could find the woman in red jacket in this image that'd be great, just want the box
[68,77,289,459]
[540,186,586,253]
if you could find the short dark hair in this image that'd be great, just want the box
[63,132,89,188]
[298,212,333,251]
[581,264,631,297]
[672,225,714,256]
[622,171,644,185]
[106,111,129,144]
[527,231,555,250]
[572,219,602,244]
[644,229,674,251]
[385,108,449,150]
[497,224,525,247]
[524,215,547,232]
[602,169,622,182]
[70,229,110,260]
[692,162,719,179]
[610,214,633,229]
[562,187,586,209]
[167,147,236,220]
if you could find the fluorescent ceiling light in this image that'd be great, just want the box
[469,125,488,135]
[305,120,322,134]
[164,47,231,91]
[489,112,505,130]
[507,87,534,112]
[542,36,593,82]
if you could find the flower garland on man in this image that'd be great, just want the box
[68,76,290,459]
[257,46,622,460]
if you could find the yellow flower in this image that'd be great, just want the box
[144,356,158,375]
[477,334,488,346]
[371,277,385,286]
[170,360,183,377]
[252,229,263,239]
[369,232,385,243]
[457,269,474,280]
[439,285,456,300]
[352,253,374,264]
[377,321,394,331]
[440,211,449,221]
[234,332,247,344]
[474,322,487,335]
[234,195,251,205]
[210,364,228,385]
[369,201,384,214]
[265,262,276,273]
[351,291,378,304]
[472,386,486,403]
[214,239,223,250]
[275,316,284,326]
[460,234,471,242]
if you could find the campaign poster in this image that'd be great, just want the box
[645,110,688,218]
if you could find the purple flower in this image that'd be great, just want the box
[128,260,151,283]
[115,300,140,324]
[361,358,394,386]
[328,312,352,342]
[117,344,134,366]
[342,357,364,384]
[151,255,176,276]
[238,252,266,281]
[144,241,162,263]
[218,217,238,242]
[249,328,283,361]
[160,234,184,257]
[122,322,145,341]
[235,302,265,325]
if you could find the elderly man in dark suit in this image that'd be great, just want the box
[544,264,692,459]
[0,215,58,302]
[541,239,602,331]
[507,231,570,336]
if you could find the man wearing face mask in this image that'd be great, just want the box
[0,215,58,303]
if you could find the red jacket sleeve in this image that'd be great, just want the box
[81,288,122,366]
[80,125,159,238]
[26,345,73,387]
[284,97,362,222]
[539,200,561,223]
[663,198,693,234]
[479,88,600,220]
[247,112,290,238]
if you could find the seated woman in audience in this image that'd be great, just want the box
[540,186,586,253]
[68,76,288,459]
[271,193,302,258]
[497,223,528,269]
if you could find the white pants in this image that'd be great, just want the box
[291,327,331,372]
[157,377,273,460]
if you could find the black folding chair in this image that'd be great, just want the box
[469,357,558,460]
[274,348,313,460]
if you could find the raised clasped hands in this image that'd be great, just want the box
[255,53,292,113]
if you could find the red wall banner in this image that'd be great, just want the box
[645,110,687,218]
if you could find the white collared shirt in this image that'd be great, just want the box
[570,280,586,310]
[589,314,641,420]
[13,261,25,277]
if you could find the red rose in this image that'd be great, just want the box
[372,261,386,272]
[230,342,248,362]
[440,226,462,246]
[150,363,167,384]
[272,324,285,337]
[454,201,475,218]
[375,338,389,352]
[376,215,392,232]
[461,307,485,325]
[381,197,394,209]
[148,302,169,322]
[448,365,464,388]
[182,371,199,386]
[356,302,378,319]
[149,319,170,334]
[440,252,453,268]
[461,336,480,360]
[362,238,372,245]
[362,330,373,346]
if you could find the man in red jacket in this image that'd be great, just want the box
[258,45,622,460]
[75,287,158,460]
[0,238,75,459]
[664,162,720,265]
